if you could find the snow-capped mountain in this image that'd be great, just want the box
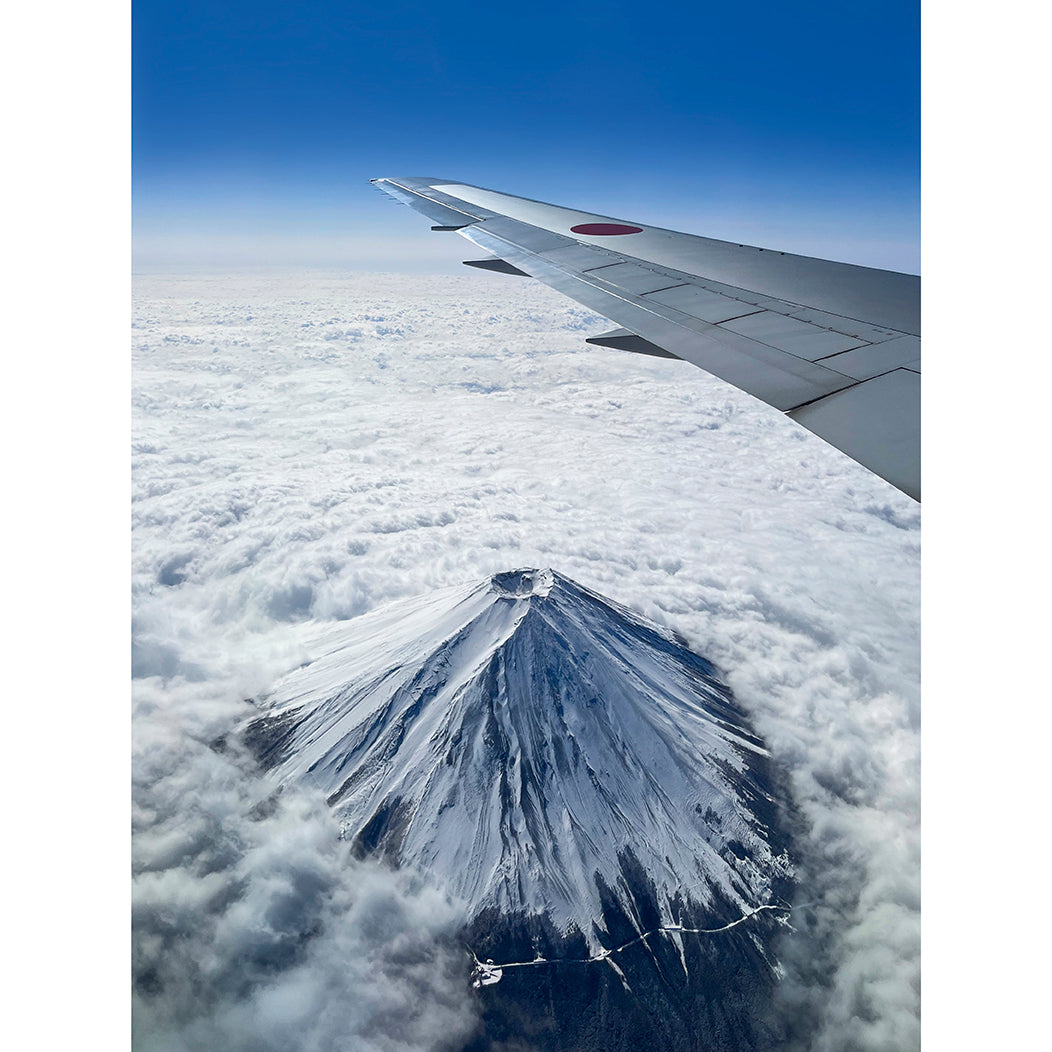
[246,569,792,947]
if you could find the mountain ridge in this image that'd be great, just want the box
[245,569,793,946]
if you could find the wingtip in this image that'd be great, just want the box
[373,176,458,190]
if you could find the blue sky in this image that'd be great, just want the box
[133,0,919,270]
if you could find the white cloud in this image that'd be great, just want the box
[132,269,920,1049]
[132,673,479,1052]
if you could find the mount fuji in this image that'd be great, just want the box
[245,569,797,1050]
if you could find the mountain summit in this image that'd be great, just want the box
[246,569,796,1050]
[246,569,791,940]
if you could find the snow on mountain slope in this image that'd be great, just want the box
[246,569,792,945]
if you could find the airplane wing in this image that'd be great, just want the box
[371,177,920,501]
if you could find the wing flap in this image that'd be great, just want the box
[780,306,904,344]
[815,335,922,382]
[586,262,687,295]
[373,177,921,499]
[473,216,580,254]
[788,370,920,499]
[462,220,862,409]
[542,244,628,270]
[645,284,769,324]
[718,311,865,360]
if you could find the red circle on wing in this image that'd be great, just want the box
[570,223,643,236]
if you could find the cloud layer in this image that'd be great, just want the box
[132,269,920,1049]
[132,672,478,1052]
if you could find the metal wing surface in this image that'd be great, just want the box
[372,177,920,500]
